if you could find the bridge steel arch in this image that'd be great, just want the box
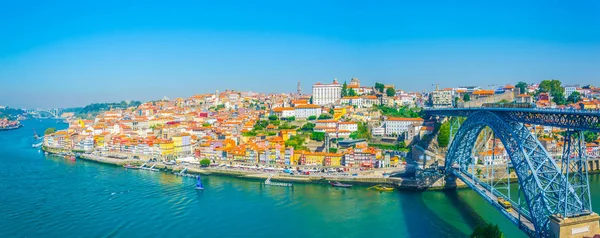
[446,111,588,237]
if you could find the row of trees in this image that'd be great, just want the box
[516,79,582,105]
[378,105,421,118]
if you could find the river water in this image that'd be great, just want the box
[1,119,598,237]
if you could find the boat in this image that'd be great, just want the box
[65,155,76,161]
[123,164,140,169]
[195,176,204,190]
[329,181,353,188]
[371,184,394,191]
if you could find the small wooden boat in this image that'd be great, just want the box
[372,184,394,191]
[329,181,353,188]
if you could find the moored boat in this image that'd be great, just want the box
[329,181,353,188]
[371,184,394,191]
[195,176,204,190]
[123,164,140,169]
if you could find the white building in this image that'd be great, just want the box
[564,85,579,98]
[272,107,296,118]
[313,120,358,138]
[294,104,322,119]
[431,89,454,108]
[312,79,342,106]
[384,117,424,136]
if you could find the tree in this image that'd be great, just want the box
[348,88,357,96]
[463,93,471,102]
[311,132,326,141]
[309,96,313,104]
[515,81,528,94]
[538,79,563,94]
[329,148,338,153]
[341,81,348,97]
[318,114,333,120]
[202,123,210,127]
[200,159,211,167]
[44,127,56,135]
[437,122,450,148]
[567,91,582,104]
[301,122,315,132]
[350,122,371,140]
[386,87,396,97]
[375,82,385,93]
[470,223,503,238]
[584,131,598,143]
[307,115,317,120]
[287,116,296,121]
[552,91,567,105]
[268,115,278,121]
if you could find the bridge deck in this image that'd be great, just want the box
[454,170,536,236]
[424,107,600,132]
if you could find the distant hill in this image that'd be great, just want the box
[64,101,142,119]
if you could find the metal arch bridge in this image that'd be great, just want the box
[424,108,600,238]
[27,109,62,118]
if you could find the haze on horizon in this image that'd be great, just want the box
[1,0,599,109]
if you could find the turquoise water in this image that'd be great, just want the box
[1,119,598,237]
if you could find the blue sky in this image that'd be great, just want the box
[1,0,599,108]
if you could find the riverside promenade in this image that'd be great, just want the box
[72,153,451,190]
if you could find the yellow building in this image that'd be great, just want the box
[292,151,344,167]
[94,134,105,148]
[159,139,174,158]
[333,107,347,120]
[280,130,297,141]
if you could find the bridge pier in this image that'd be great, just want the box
[549,213,600,238]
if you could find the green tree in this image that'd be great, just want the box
[350,122,371,140]
[567,91,582,104]
[285,135,307,150]
[515,81,528,94]
[309,96,313,104]
[584,131,598,143]
[341,81,348,97]
[200,159,211,167]
[437,122,450,148]
[375,82,385,93]
[301,122,315,132]
[287,116,296,121]
[202,123,210,127]
[318,114,333,120]
[348,88,357,96]
[463,93,471,102]
[44,127,56,135]
[386,87,396,97]
[329,148,338,153]
[538,79,566,105]
[307,115,317,120]
[311,132,326,141]
[268,115,278,121]
[470,223,503,238]
[553,91,567,105]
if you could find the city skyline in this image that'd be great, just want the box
[2,1,600,108]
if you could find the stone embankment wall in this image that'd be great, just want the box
[460,91,515,108]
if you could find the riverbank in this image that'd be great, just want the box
[73,153,450,190]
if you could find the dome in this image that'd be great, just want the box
[349,77,360,86]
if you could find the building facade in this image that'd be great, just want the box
[312,79,342,105]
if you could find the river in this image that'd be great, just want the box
[0,119,598,237]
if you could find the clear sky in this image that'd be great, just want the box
[1,0,599,109]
